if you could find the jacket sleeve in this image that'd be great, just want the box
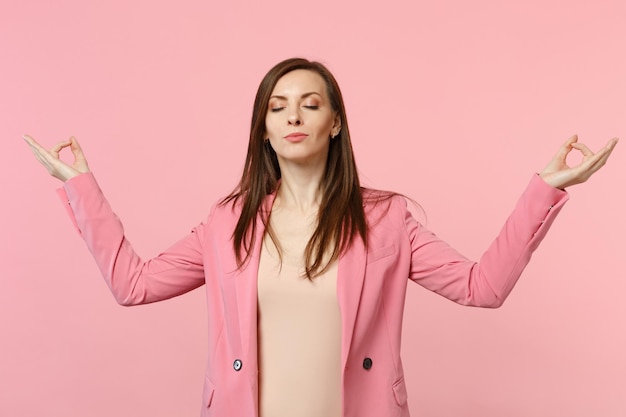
[57,172,208,306]
[405,174,569,307]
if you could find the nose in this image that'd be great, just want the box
[287,107,302,126]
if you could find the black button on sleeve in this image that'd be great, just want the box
[363,357,373,370]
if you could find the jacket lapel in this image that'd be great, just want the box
[229,190,367,373]
[232,192,277,371]
[337,235,367,369]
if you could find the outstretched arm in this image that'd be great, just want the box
[23,135,207,305]
[408,135,618,307]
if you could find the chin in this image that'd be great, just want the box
[276,151,328,166]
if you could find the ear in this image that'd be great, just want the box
[332,113,342,137]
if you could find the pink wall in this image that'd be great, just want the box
[2,0,625,416]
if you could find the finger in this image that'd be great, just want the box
[605,137,619,150]
[573,142,616,180]
[570,142,595,157]
[553,134,579,160]
[69,136,81,149]
[49,140,72,159]
[561,134,579,149]
[572,137,619,158]
[580,154,610,180]
[23,134,48,153]
[23,135,63,163]
[28,146,55,172]
[587,137,619,161]
[565,134,579,146]
[69,136,86,159]
[25,139,53,162]
[569,138,618,169]
[587,139,618,169]
[28,146,48,165]
[24,136,66,170]
[50,140,71,152]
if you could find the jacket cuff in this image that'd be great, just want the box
[526,173,569,220]
[56,172,99,234]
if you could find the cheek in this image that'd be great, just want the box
[319,119,334,135]
[264,117,276,136]
[265,112,285,130]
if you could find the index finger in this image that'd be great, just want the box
[570,142,594,157]
[49,140,72,158]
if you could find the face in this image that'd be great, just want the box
[265,69,341,168]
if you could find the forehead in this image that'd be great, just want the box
[271,69,328,97]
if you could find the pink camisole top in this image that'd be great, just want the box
[257,234,342,417]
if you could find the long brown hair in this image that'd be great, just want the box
[222,57,368,279]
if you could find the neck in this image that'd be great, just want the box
[275,161,326,215]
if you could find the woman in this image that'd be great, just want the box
[24,58,618,417]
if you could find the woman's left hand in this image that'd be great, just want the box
[539,135,618,189]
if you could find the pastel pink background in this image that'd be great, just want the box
[2,0,625,416]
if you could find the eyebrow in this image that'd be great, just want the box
[269,92,322,100]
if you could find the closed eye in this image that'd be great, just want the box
[270,105,318,112]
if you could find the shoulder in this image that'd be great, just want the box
[192,197,243,242]
[361,187,408,211]
[359,189,418,253]
[207,190,275,222]
[207,196,243,222]
[361,187,410,225]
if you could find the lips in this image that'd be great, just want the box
[283,133,308,143]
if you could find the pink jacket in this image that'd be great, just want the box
[58,173,568,417]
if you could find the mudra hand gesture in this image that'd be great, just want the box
[539,134,618,189]
[24,134,617,187]
[23,135,90,182]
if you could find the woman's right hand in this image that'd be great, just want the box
[23,135,90,182]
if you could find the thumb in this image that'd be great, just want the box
[556,134,578,157]
[69,136,82,153]
[69,136,90,173]
[550,134,578,164]
[70,136,87,161]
